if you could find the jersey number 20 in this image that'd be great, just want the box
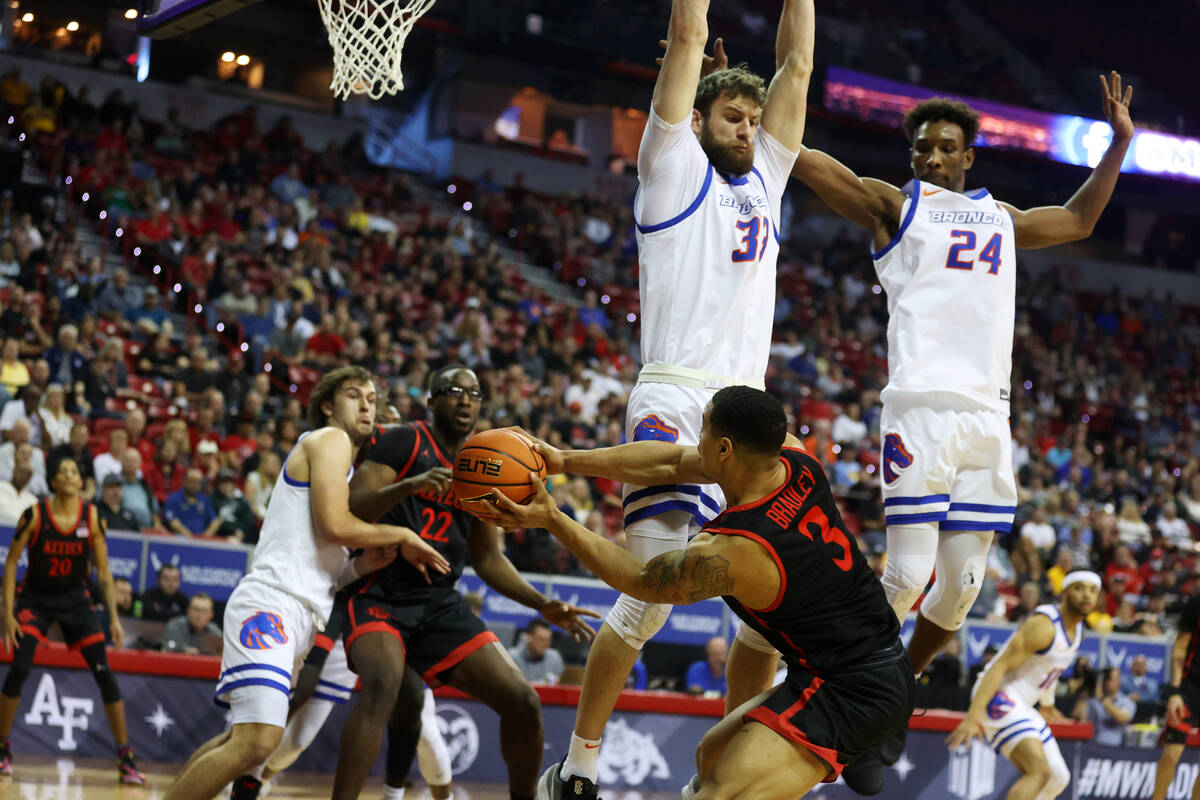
[945,230,1003,274]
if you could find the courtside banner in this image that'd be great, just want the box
[145,538,250,602]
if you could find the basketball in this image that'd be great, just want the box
[452,429,547,505]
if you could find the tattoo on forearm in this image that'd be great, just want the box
[641,551,734,602]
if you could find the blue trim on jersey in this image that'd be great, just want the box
[885,511,946,525]
[720,170,749,186]
[313,691,350,704]
[317,678,355,693]
[214,677,292,698]
[1041,731,1053,742]
[991,717,1041,739]
[635,165,714,233]
[749,168,779,245]
[220,662,292,680]
[993,726,1040,752]
[966,188,990,200]
[281,469,309,488]
[1032,609,1062,654]
[624,484,722,515]
[940,520,1013,533]
[883,494,951,507]
[871,180,921,259]
[949,502,1017,514]
[624,500,711,528]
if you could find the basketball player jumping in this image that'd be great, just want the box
[542,1,813,796]
[1,454,146,784]
[948,570,1100,800]
[481,387,914,800]
[331,364,598,800]
[165,366,451,800]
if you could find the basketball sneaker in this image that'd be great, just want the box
[0,741,12,776]
[681,774,700,800]
[117,748,146,785]
[536,758,602,800]
[231,775,263,799]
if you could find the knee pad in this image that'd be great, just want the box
[922,555,987,632]
[734,621,777,655]
[605,593,671,651]
[880,553,936,620]
[81,643,122,704]
[1043,743,1071,798]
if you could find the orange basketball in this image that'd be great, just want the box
[452,428,547,506]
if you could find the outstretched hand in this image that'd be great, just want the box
[1099,70,1134,141]
[657,37,728,78]
[474,473,559,532]
[540,599,601,642]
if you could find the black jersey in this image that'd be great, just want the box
[711,447,899,673]
[1179,595,1200,687]
[352,421,475,594]
[20,499,102,595]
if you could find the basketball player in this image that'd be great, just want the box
[481,387,913,800]
[543,0,814,796]
[947,570,1100,800]
[0,454,145,784]
[1150,592,1200,800]
[164,366,451,800]
[332,364,598,800]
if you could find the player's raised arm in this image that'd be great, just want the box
[530,437,711,486]
[757,0,814,152]
[947,613,1055,749]
[791,148,906,242]
[651,0,710,125]
[1001,71,1134,250]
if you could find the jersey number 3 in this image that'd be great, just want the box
[945,230,1003,274]
[731,216,771,263]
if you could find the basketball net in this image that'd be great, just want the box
[318,0,436,100]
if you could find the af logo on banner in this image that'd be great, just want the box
[23,674,93,751]
[437,704,480,774]
[948,739,995,800]
[597,718,670,786]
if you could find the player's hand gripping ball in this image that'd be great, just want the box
[452,429,548,517]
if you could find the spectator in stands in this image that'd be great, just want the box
[140,564,188,622]
[95,268,140,323]
[135,330,175,381]
[163,467,218,537]
[216,352,253,413]
[98,473,138,532]
[44,324,88,393]
[1011,536,1047,593]
[832,444,861,490]
[924,636,963,689]
[37,383,72,448]
[93,428,128,488]
[0,386,41,445]
[303,313,345,367]
[162,593,221,655]
[1105,544,1144,597]
[1112,600,1140,633]
[268,311,308,362]
[243,449,279,523]
[124,407,154,465]
[1008,581,1042,623]
[832,401,867,445]
[82,337,137,416]
[1020,506,1057,554]
[685,636,729,696]
[124,286,168,338]
[1046,547,1075,595]
[968,644,999,687]
[113,577,136,619]
[181,347,216,403]
[1156,502,1191,549]
[1088,666,1135,745]
[507,618,564,684]
[1117,500,1152,550]
[193,439,220,487]
[118,449,157,529]
[49,421,94,496]
[0,417,44,480]
[1121,654,1159,702]
[0,446,39,525]
[0,336,28,396]
[211,469,255,542]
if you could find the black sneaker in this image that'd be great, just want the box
[0,741,12,777]
[536,759,601,800]
[231,775,263,800]
[880,727,907,766]
[840,748,884,796]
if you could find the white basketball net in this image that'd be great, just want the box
[318,0,436,100]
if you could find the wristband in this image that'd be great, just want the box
[1165,686,1182,700]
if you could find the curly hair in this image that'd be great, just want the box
[902,98,981,146]
[306,365,375,429]
[695,65,767,117]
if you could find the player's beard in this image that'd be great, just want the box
[699,124,754,176]
[1064,596,1093,619]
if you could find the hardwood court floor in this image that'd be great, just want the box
[0,755,687,799]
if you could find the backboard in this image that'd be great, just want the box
[137,0,265,38]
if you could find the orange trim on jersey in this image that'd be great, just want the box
[422,631,499,688]
[344,621,403,655]
[44,498,84,537]
[417,421,452,469]
[313,633,334,652]
[18,624,46,643]
[70,631,106,650]
[394,424,423,481]
[706,526,786,613]
[722,456,793,514]
[744,706,844,781]
[783,674,824,716]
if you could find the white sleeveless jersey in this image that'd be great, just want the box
[985,604,1082,706]
[634,110,797,381]
[873,180,1016,412]
[241,430,350,623]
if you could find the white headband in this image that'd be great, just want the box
[1061,571,1102,591]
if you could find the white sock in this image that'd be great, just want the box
[381,784,406,800]
[562,733,602,784]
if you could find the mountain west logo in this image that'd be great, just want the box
[437,703,480,775]
[882,433,914,485]
[239,611,288,650]
[948,739,995,800]
[633,415,679,443]
[596,718,670,787]
[24,674,94,750]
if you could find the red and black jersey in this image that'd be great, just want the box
[710,447,899,673]
[1179,596,1200,687]
[20,498,102,594]
[351,422,475,595]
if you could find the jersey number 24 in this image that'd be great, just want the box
[945,230,1003,274]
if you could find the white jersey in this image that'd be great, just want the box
[241,430,349,624]
[634,109,797,382]
[982,604,1081,707]
[873,180,1016,412]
